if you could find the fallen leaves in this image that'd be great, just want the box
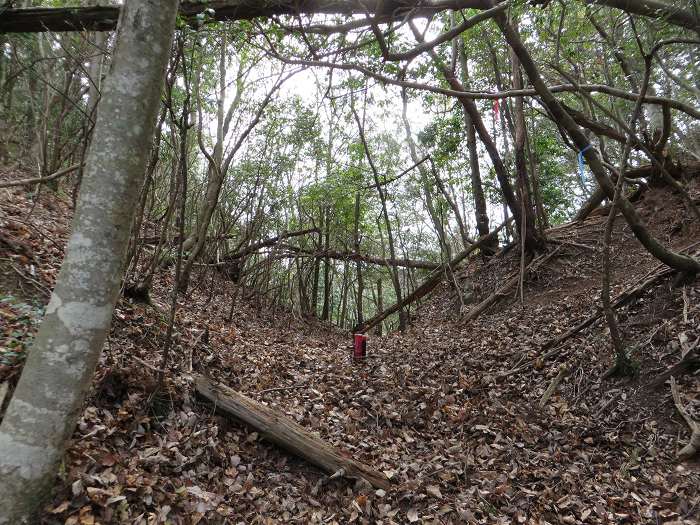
[2,176,699,524]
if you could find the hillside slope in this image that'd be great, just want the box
[1,169,698,524]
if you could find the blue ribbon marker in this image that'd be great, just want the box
[578,144,593,185]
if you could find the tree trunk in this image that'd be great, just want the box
[0,1,178,522]
[339,263,349,327]
[494,10,700,274]
[466,113,496,241]
[124,105,168,287]
[311,228,321,316]
[352,106,406,331]
[401,90,451,260]
[525,115,549,232]
[374,278,383,336]
[321,205,332,321]
[75,0,107,192]
[509,35,544,253]
[410,23,523,247]
[354,192,364,327]
[295,257,311,316]
[429,158,471,251]
[178,32,228,290]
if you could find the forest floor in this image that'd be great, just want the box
[1,166,699,525]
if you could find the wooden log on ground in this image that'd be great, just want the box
[194,374,391,490]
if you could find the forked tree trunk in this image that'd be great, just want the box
[509,31,543,253]
[410,23,539,252]
[0,1,179,522]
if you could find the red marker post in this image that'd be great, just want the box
[353,334,367,361]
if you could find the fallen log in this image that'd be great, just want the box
[355,218,511,333]
[194,374,391,490]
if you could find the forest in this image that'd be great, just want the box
[0,0,699,523]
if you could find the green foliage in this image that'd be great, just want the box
[530,129,578,225]
[418,113,462,165]
[4,0,695,330]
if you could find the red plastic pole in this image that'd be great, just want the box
[353,334,367,360]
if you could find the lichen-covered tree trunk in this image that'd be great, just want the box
[0,1,179,522]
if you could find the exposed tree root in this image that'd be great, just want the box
[670,377,700,460]
[600,352,637,380]
[499,248,699,379]
[649,346,699,389]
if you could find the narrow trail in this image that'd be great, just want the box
[1,171,699,523]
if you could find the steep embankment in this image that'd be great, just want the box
[1,166,698,524]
